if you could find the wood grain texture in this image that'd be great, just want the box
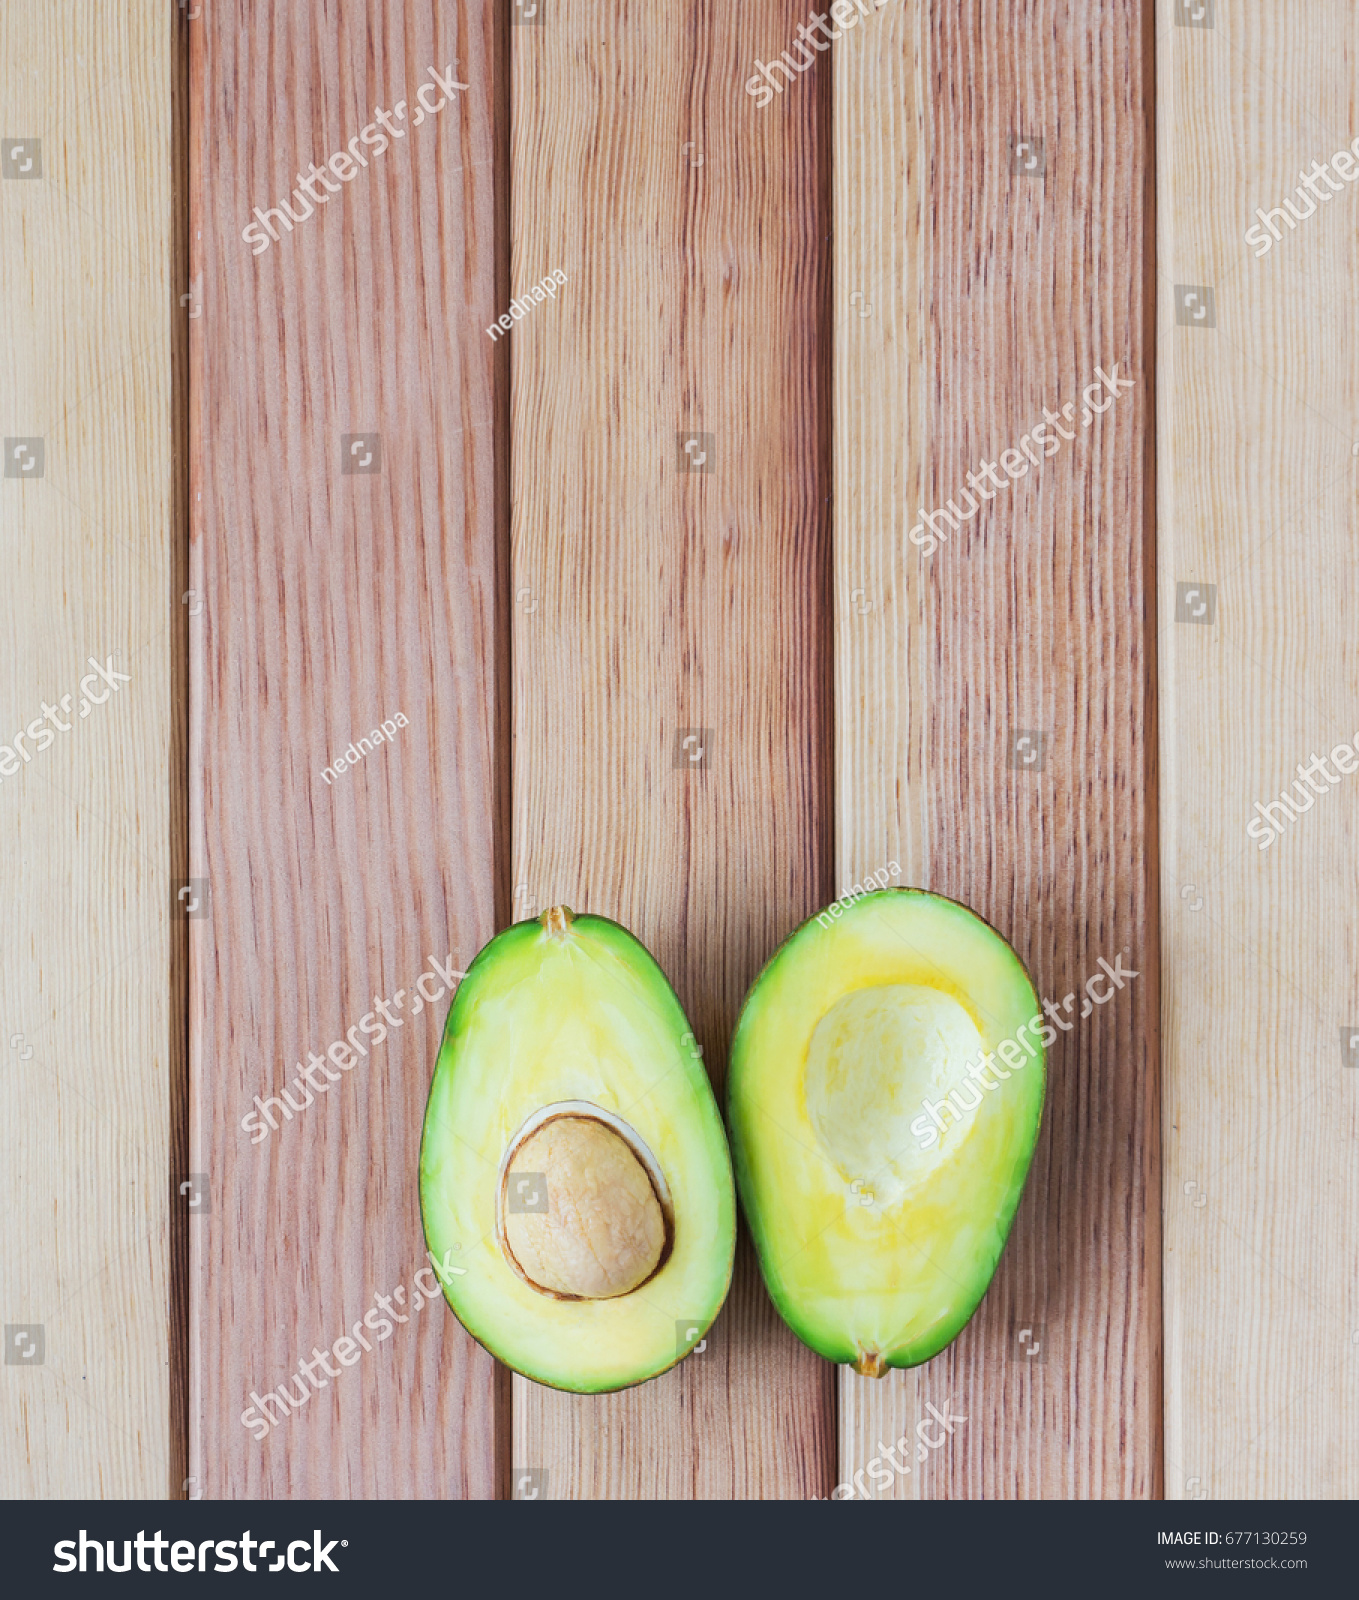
[189,0,504,1497]
[0,0,176,1496]
[510,0,836,1499]
[834,0,1160,1498]
[1158,0,1359,1499]
[832,0,929,1499]
[170,0,192,1501]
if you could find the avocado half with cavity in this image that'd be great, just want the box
[420,906,735,1393]
[728,889,1045,1375]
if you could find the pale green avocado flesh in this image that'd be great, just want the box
[728,889,1045,1374]
[420,907,735,1394]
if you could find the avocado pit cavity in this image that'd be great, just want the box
[803,982,986,1208]
[501,1113,668,1299]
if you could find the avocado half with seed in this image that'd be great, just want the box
[419,906,735,1393]
[728,888,1045,1375]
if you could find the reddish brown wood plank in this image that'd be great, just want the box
[189,0,505,1497]
[920,0,1159,1498]
[509,0,837,1498]
[835,0,1159,1498]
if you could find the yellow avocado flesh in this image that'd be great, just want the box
[728,889,1045,1371]
[420,910,735,1393]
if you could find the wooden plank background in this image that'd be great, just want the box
[0,0,177,1496]
[188,0,505,1497]
[7,0,1357,1503]
[1157,0,1359,1499]
[835,0,1160,1497]
[832,0,929,1500]
[509,0,837,1499]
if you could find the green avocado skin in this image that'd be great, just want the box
[727,888,1046,1373]
[419,910,736,1395]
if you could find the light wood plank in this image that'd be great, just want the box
[835,0,1160,1498]
[189,0,504,1497]
[0,0,176,1497]
[511,0,836,1499]
[1158,0,1359,1499]
[169,0,191,1496]
[833,0,929,1501]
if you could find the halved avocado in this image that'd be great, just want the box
[728,889,1045,1374]
[420,906,735,1393]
